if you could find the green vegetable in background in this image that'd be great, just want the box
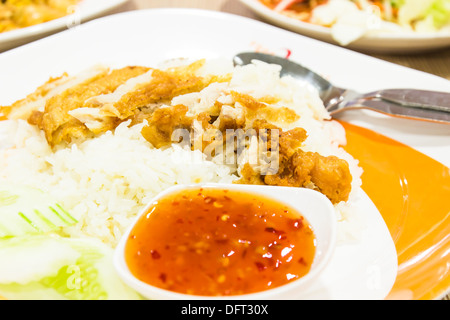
[426,0,450,28]
[397,0,450,30]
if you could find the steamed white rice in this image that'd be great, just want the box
[0,58,364,247]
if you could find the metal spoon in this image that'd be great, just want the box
[233,52,450,124]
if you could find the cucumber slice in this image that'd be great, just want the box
[0,235,142,300]
[0,183,77,237]
[0,235,80,285]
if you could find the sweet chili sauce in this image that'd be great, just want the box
[124,187,316,296]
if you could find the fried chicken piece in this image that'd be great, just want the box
[15,58,352,203]
[231,91,267,110]
[279,127,308,157]
[230,91,299,125]
[263,148,352,204]
[33,66,149,146]
[1,65,110,121]
[141,104,193,148]
[126,105,161,127]
[113,60,230,120]
[307,152,352,204]
[236,163,266,185]
[250,118,281,133]
[250,119,307,157]
[216,104,246,131]
[237,119,352,204]
[50,117,92,146]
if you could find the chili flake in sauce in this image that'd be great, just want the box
[125,187,316,296]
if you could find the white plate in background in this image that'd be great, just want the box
[239,0,450,54]
[0,0,128,52]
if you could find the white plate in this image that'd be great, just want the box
[0,0,128,52]
[239,0,450,54]
[1,8,449,299]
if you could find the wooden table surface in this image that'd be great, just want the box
[112,0,450,81]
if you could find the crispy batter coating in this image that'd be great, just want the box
[305,152,353,204]
[113,60,230,120]
[131,88,352,203]
[24,61,232,147]
[140,101,351,203]
[31,66,149,145]
[231,91,299,124]
[141,104,193,149]
[263,148,352,204]
[237,121,352,204]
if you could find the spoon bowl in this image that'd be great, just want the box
[233,51,345,108]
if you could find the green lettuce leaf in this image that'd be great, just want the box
[425,0,450,28]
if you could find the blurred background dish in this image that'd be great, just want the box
[0,0,81,33]
[239,0,450,54]
[0,0,129,52]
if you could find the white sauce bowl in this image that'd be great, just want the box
[114,183,337,300]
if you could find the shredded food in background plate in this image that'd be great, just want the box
[259,0,450,45]
[0,0,80,33]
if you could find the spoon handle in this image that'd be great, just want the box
[368,89,450,113]
[336,97,450,124]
